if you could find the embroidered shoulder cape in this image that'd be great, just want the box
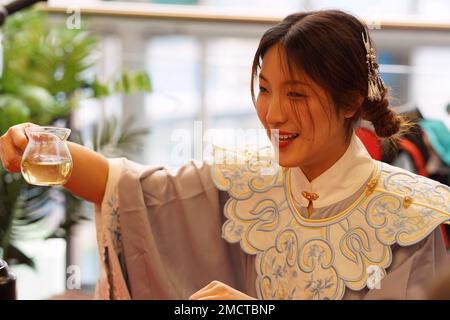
[211,146,450,300]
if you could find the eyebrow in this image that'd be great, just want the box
[259,72,310,86]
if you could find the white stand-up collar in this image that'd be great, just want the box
[290,132,376,209]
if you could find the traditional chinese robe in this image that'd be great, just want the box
[93,133,450,300]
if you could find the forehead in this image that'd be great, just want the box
[259,44,307,83]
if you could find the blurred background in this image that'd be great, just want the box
[0,0,449,299]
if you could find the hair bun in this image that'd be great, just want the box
[361,97,401,138]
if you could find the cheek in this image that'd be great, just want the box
[308,102,343,140]
[285,101,306,129]
[255,97,268,128]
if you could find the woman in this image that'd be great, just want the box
[1,10,449,300]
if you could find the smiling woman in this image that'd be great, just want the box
[0,9,449,300]
[251,10,409,178]
[255,44,350,178]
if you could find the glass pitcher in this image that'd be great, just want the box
[21,126,73,186]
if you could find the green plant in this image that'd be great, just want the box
[0,8,151,267]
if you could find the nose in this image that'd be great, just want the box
[265,96,287,127]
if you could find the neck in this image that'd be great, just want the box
[300,136,352,182]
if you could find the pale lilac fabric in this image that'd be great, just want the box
[93,158,449,300]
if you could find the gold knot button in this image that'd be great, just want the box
[403,196,413,209]
[301,191,319,202]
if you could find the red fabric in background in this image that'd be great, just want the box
[398,139,428,177]
[355,127,382,160]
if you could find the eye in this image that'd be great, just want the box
[259,86,269,93]
[287,91,306,98]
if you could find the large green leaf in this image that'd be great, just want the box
[0,169,26,254]
[1,8,97,115]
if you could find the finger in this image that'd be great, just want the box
[189,280,221,299]
[11,123,38,152]
[0,134,22,172]
[10,125,31,155]
[189,285,222,300]
[189,281,223,300]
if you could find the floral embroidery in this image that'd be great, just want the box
[106,192,122,255]
[305,274,334,300]
[104,184,128,285]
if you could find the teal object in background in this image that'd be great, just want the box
[420,119,450,166]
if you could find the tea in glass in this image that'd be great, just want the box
[21,127,73,186]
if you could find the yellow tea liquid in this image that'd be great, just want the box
[21,158,72,186]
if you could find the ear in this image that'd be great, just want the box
[343,95,364,118]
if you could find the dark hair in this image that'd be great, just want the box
[251,10,409,139]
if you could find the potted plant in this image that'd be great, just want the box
[0,8,151,271]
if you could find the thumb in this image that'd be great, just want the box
[11,123,37,154]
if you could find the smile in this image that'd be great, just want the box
[271,131,300,141]
[271,131,300,149]
[278,133,300,141]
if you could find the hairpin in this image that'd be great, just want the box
[362,31,386,102]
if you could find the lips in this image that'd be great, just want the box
[278,130,297,135]
[278,133,300,141]
[270,129,300,149]
[271,130,300,140]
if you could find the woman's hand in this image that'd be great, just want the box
[0,122,109,205]
[189,280,257,300]
[0,123,38,172]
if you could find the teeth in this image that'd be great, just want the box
[277,133,299,141]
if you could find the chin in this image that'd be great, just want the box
[276,152,303,168]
